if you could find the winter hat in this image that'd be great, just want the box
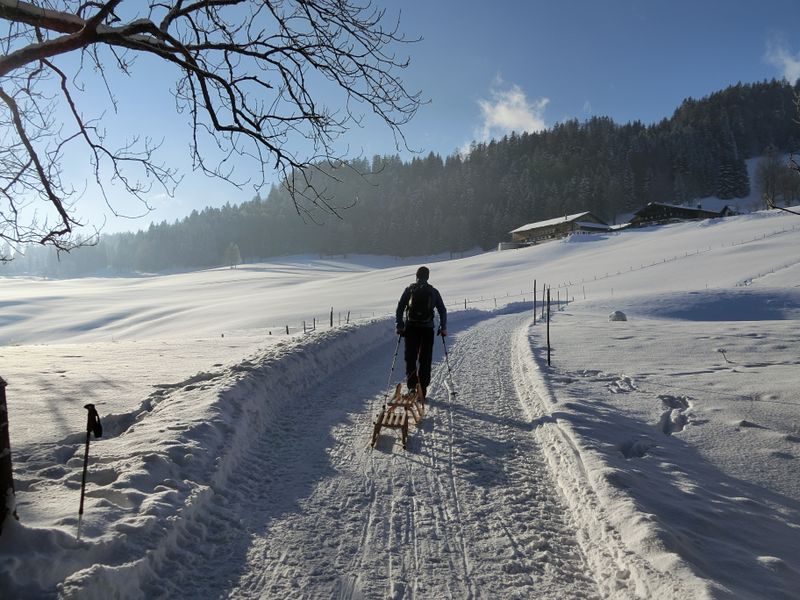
[416,266,430,281]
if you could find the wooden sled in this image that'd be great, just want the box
[370,383,426,449]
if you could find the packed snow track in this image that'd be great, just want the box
[137,312,600,599]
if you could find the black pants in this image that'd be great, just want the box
[404,326,434,394]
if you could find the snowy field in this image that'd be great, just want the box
[1,208,799,598]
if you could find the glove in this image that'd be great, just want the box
[438,327,447,337]
[396,327,405,337]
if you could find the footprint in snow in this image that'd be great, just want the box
[620,437,654,458]
[658,395,693,435]
[608,375,636,394]
[660,394,690,410]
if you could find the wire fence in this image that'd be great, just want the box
[262,221,800,337]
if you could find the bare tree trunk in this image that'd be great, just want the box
[0,376,17,536]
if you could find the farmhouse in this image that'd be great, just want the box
[509,211,609,244]
[630,202,733,226]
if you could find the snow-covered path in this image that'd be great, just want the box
[137,311,599,599]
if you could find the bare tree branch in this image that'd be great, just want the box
[0,0,421,251]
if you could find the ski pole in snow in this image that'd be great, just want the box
[77,403,102,540]
[440,333,457,396]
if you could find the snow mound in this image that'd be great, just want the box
[616,288,800,322]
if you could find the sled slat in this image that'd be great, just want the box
[370,384,427,449]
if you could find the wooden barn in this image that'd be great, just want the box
[509,211,609,244]
[630,203,732,227]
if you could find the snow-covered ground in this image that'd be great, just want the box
[1,208,799,598]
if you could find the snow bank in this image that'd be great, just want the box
[0,319,390,598]
[510,324,715,599]
[515,295,800,599]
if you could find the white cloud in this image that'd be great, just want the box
[765,35,800,83]
[582,100,593,115]
[474,82,549,144]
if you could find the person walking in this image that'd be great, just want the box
[395,266,447,399]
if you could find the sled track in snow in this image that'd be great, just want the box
[132,313,619,598]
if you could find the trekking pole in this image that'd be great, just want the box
[440,333,457,396]
[77,403,102,540]
[383,334,403,405]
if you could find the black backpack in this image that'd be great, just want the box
[406,283,434,324]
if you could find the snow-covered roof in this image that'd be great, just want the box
[637,202,721,214]
[574,221,610,230]
[510,211,593,234]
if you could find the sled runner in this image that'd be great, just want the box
[370,383,425,449]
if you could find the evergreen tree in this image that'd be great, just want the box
[757,145,783,208]
[17,79,800,276]
[224,243,242,268]
[716,160,738,199]
[732,158,751,198]
[778,165,800,206]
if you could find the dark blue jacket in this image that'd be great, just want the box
[396,281,447,330]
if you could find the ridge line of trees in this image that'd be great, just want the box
[5,79,800,277]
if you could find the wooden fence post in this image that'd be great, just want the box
[546,288,551,366]
[0,376,17,536]
[541,286,547,320]
[330,307,334,328]
[533,279,537,325]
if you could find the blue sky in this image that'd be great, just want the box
[61,0,800,232]
[370,0,800,157]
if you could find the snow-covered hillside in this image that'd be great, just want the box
[1,208,799,598]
